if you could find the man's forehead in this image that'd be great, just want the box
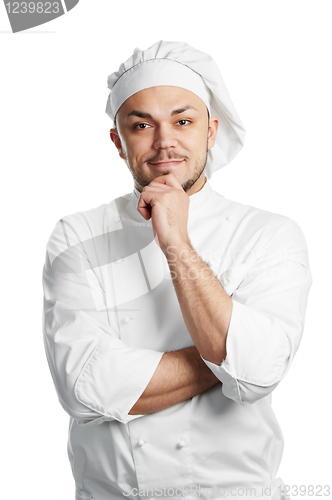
[118,86,207,119]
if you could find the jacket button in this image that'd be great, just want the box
[177,439,185,448]
[138,439,145,447]
[226,215,233,222]
[123,317,131,324]
[113,215,120,223]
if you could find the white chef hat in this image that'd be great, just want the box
[106,40,246,179]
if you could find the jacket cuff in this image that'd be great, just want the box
[200,298,292,405]
[200,354,244,404]
[74,336,165,424]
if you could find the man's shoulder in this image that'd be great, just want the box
[45,192,132,259]
[57,192,132,228]
[210,189,307,256]
[213,189,297,233]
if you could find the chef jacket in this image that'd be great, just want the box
[42,178,312,500]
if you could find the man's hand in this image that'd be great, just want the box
[137,173,191,254]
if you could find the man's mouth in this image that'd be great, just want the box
[148,160,185,168]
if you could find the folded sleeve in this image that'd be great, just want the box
[200,220,312,405]
[42,220,164,426]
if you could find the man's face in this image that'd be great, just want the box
[110,86,218,195]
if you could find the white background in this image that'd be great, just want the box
[1,1,331,498]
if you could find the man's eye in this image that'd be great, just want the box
[134,123,150,129]
[177,119,191,126]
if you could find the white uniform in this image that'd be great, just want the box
[42,179,311,500]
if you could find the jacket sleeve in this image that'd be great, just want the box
[200,220,312,405]
[42,220,164,426]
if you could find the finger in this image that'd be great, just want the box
[150,173,183,190]
[137,191,155,220]
[144,184,173,193]
[137,204,151,220]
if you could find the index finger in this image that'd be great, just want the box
[150,173,183,190]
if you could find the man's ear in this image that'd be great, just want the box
[207,116,219,150]
[110,128,126,160]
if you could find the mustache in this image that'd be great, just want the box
[144,152,189,164]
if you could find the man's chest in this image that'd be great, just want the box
[82,208,269,350]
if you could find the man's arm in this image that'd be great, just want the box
[165,243,232,365]
[129,346,220,415]
[137,174,312,405]
[43,218,220,425]
[137,174,232,366]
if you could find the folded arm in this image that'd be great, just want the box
[42,220,219,426]
[164,219,312,405]
[129,346,219,415]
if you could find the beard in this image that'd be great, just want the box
[123,145,209,193]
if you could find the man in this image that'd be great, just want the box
[42,41,312,500]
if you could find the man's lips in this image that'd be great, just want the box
[148,160,185,168]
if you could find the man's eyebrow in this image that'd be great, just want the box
[127,110,153,119]
[126,105,198,120]
[171,105,198,116]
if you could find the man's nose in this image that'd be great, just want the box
[153,124,178,150]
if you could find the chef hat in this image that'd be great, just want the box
[106,40,246,179]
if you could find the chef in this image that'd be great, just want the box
[42,41,312,500]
